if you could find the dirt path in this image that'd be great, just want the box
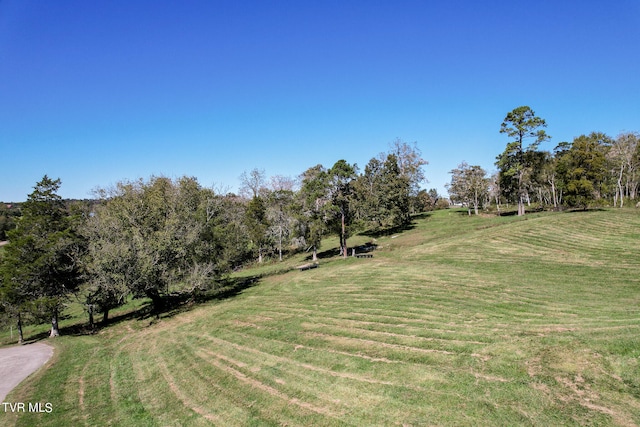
[0,342,53,402]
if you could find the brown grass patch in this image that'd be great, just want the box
[198,348,340,418]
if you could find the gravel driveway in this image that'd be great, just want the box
[0,342,53,402]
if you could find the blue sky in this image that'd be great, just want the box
[1,1,639,201]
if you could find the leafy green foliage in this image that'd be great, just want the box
[245,195,269,263]
[0,203,20,241]
[557,133,611,208]
[378,153,411,226]
[202,192,252,270]
[0,176,83,338]
[354,154,411,228]
[327,160,358,257]
[85,176,220,317]
[297,165,330,261]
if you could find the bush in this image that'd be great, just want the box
[435,198,450,210]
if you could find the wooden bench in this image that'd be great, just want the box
[297,263,319,271]
[355,253,373,258]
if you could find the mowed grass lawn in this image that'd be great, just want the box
[4,209,640,426]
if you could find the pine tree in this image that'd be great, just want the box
[0,176,83,338]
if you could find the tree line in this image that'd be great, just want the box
[3,106,638,341]
[0,140,431,341]
[447,106,640,215]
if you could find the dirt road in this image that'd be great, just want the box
[0,342,53,402]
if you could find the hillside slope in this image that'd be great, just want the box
[6,209,640,426]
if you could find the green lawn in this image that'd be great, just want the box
[4,208,640,426]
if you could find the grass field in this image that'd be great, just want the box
[3,208,640,426]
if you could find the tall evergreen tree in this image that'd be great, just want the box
[354,157,385,227]
[379,154,411,226]
[298,165,330,261]
[557,133,611,209]
[245,195,269,263]
[0,176,83,338]
[328,160,358,258]
[496,106,550,215]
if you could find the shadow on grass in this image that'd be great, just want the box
[23,276,265,339]
[158,276,261,320]
[132,276,262,323]
[304,241,380,261]
[565,207,607,213]
[361,221,417,238]
[304,215,435,261]
[306,247,339,261]
[494,206,606,217]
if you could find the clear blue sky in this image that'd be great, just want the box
[1,1,639,201]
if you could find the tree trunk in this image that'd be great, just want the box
[17,312,24,345]
[147,290,163,320]
[474,190,479,215]
[50,308,60,337]
[102,308,110,325]
[88,304,95,331]
[341,212,347,259]
[312,246,317,262]
[518,168,525,216]
[537,188,543,207]
[617,166,624,208]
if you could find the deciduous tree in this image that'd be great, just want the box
[388,139,428,212]
[266,189,296,261]
[239,168,267,199]
[447,162,489,215]
[608,132,639,207]
[87,176,217,318]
